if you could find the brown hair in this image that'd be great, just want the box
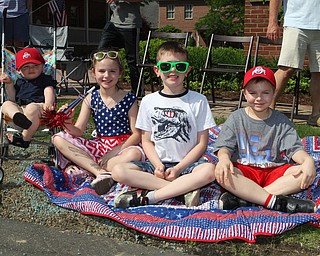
[90,49,125,89]
[156,41,188,62]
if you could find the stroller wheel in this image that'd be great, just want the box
[0,167,4,183]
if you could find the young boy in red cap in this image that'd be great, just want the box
[214,66,317,213]
[0,47,56,148]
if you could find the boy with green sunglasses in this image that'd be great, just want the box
[112,41,217,208]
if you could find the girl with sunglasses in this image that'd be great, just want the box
[111,41,217,208]
[52,50,144,195]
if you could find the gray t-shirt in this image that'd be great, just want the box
[110,2,142,29]
[214,108,303,168]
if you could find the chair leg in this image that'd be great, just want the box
[238,90,244,109]
[211,77,215,103]
[136,67,144,98]
[294,71,300,115]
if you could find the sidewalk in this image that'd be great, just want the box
[0,217,192,256]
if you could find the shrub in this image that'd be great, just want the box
[119,40,311,95]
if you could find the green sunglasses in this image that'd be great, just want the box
[93,51,118,61]
[156,61,189,73]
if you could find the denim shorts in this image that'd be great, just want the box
[131,160,209,176]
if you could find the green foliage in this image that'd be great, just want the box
[117,39,311,96]
[295,124,320,137]
[156,25,182,33]
[196,0,244,43]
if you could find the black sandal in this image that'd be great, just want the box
[7,133,31,148]
[12,113,32,130]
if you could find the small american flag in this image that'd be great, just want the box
[48,0,67,27]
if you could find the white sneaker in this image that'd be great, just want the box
[91,172,114,195]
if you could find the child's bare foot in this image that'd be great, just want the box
[6,133,31,148]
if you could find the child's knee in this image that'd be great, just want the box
[202,163,216,182]
[52,136,64,148]
[111,164,126,182]
[122,147,142,161]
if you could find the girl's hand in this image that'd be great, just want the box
[58,103,69,112]
[98,153,112,168]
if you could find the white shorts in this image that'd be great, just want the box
[278,27,320,72]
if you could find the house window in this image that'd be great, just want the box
[185,4,193,19]
[167,4,175,19]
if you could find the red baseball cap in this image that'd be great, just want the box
[243,66,276,88]
[15,48,45,70]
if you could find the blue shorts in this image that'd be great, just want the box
[131,160,209,176]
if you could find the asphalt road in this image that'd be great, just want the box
[0,217,193,256]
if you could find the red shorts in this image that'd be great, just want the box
[233,163,294,187]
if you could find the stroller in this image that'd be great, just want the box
[0,9,58,183]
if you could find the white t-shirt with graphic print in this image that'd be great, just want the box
[136,90,216,163]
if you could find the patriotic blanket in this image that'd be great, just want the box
[23,127,320,243]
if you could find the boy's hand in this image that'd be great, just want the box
[292,158,316,190]
[164,166,180,181]
[215,158,234,184]
[0,73,13,85]
[43,104,55,112]
[154,164,165,179]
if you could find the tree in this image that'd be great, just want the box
[195,0,244,44]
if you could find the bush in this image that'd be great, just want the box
[119,40,311,95]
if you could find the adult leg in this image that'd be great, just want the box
[271,67,295,108]
[97,22,123,51]
[119,28,140,95]
[309,72,320,117]
[273,27,305,108]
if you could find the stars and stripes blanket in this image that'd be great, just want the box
[23,128,320,243]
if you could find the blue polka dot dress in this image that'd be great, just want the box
[53,90,138,169]
[91,90,136,137]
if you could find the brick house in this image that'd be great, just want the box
[157,0,210,46]
[245,0,282,60]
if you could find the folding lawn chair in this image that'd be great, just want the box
[0,14,58,181]
[0,47,58,173]
[29,24,91,95]
[136,31,191,97]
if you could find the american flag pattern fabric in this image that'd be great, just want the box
[48,0,67,27]
[52,131,130,170]
[24,127,320,243]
